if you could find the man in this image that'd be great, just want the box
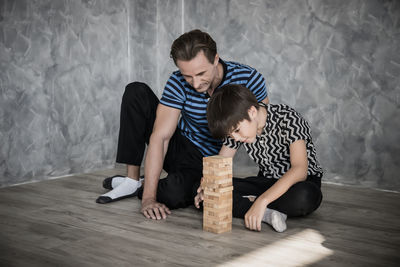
[96,29,269,220]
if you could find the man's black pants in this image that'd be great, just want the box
[116,82,203,209]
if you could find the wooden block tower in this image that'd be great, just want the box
[202,155,233,234]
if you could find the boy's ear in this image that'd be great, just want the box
[248,106,257,120]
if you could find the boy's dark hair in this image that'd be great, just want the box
[207,84,259,140]
[170,29,217,65]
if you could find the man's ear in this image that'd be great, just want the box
[248,106,258,120]
[214,53,219,66]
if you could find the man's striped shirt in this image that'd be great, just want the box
[160,59,268,156]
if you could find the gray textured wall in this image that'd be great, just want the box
[1,0,400,191]
[0,0,129,186]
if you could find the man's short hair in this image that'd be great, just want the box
[170,29,217,65]
[207,84,259,140]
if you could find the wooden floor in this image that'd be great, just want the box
[1,167,399,267]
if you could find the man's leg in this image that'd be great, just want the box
[96,82,158,204]
[156,168,202,209]
[102,165,140,190]
[137,129,204,209]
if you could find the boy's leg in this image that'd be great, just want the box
[232,175,322,218]
[268,178,323,217]
[96,82,158,204]
[232,176,320,232]
[232,177,287,232]
[232,176,270,218]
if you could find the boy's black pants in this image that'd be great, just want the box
[232,174,323,218]
[116,82,203,209]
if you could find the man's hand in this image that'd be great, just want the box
[141,198,171,220]
[244,198,268,231]
[194,185,204,209]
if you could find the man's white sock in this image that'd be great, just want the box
[262,208,287,232]
[96,178,143,204]
[110,176,127,189]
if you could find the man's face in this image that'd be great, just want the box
[176,51,219,93]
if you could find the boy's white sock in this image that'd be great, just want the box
[96,178,143,204]
[262,208,287,232]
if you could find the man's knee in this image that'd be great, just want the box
[123,82,152,103]
[157,188,193,209]
[156,174,197,209]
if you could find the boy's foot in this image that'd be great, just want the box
[262,208,287,232]
[96,178,143,204]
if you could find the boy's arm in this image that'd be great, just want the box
[141,104,181,220]
[219,144,237,157]
[244,139,308,231]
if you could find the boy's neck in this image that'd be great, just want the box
[256,105,267,135]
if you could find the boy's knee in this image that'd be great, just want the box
[289,182,322,216]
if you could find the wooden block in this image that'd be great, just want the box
[205,209,232,218]
[203,155,232,164]
[204,212,232,222]
[201,179,232,190]
[203,224,232,234]
[203,201,232,209]
[202,155,233,234]
[204,191,232,202]
[204,205,232,214]
[202,174,232,181]
[203,215,231,225]
[202,177,232,184]
[203,169,232,177]
[204,186,234,195]
[203,221,231,229]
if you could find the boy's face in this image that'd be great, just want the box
[176,51,219,94]
[229,107,259,143]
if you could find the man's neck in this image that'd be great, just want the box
[207,62,223,96]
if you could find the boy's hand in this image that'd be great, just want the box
[244,198,268,231]
[194,184,204,209]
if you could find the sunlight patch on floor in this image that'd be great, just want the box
[218,229,333,267]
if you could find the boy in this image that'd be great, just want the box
[195,84,323,232]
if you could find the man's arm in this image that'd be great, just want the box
[141,104,181,220]
[244,139,308,231]
[261,96,269,105]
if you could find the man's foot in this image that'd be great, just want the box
[102,175,144,190]
[96,178,143,204]
[262,208,287,232]
[102,175,126,190]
